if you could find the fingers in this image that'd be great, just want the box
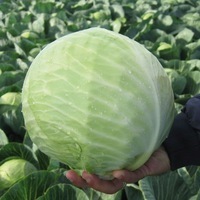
[66,170,124,194]
[66,170,88,188]
[82,171,124,194]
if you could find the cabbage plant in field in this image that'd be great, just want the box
[0,158,37,190]
[22,28,175,179]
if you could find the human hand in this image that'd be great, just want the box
[66,146,170,194]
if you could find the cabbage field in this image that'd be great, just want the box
[0,0,200,199]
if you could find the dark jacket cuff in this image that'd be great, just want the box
[163,95,200,170]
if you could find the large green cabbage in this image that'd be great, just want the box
[22,28,175,179]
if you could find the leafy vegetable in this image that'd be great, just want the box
[22,27,175,179]
[0,158,37,190]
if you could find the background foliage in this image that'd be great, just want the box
[0,0,200,199]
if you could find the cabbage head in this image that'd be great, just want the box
[0,158,37,190]
[22,28,175,179]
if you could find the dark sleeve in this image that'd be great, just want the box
[163,94,200,170]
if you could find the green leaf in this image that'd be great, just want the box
[0,71,25,88]
[0,143,39,169]
[185,40,200,59]
[189,189,200,200]
[158,14,173,27]
[35,149,50,170]
[178,167,197,195]
[0,171,61,200]
[139,171,193,200]
[141,11,155,21]
[23,132,34,147]
[0,81,23,101]
[174,102,184,113]
[13,43,26,57]
[30,14,45,34]
[1,103,25,136]
[182,12,200,32]
[157,42,172,51]
[111,4,125,18]
[0,63,14,73]
[181,166,200,199]
[37,183,89,200]
[72,0,93,10]
[20,38,37,53]
[155,35,179,59]
[16,58,29,71]
[29,48,41,58]
[125,184,143,200]
[112,19,122,33]
[0,71,25,96]
[21,31,39,39]
[0,92,21,106]
[0,39,11,50]
[23,135,50,170]
[165,68,187,95]
[175,28,194,43]
[186,60,200,71]
[4,12,18,28]
[0,129,8,148]
[193,167,200,192]
[47,158,60,171]
[31,2,56,14]
[184,71,200,95]
[84,187,122,200]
